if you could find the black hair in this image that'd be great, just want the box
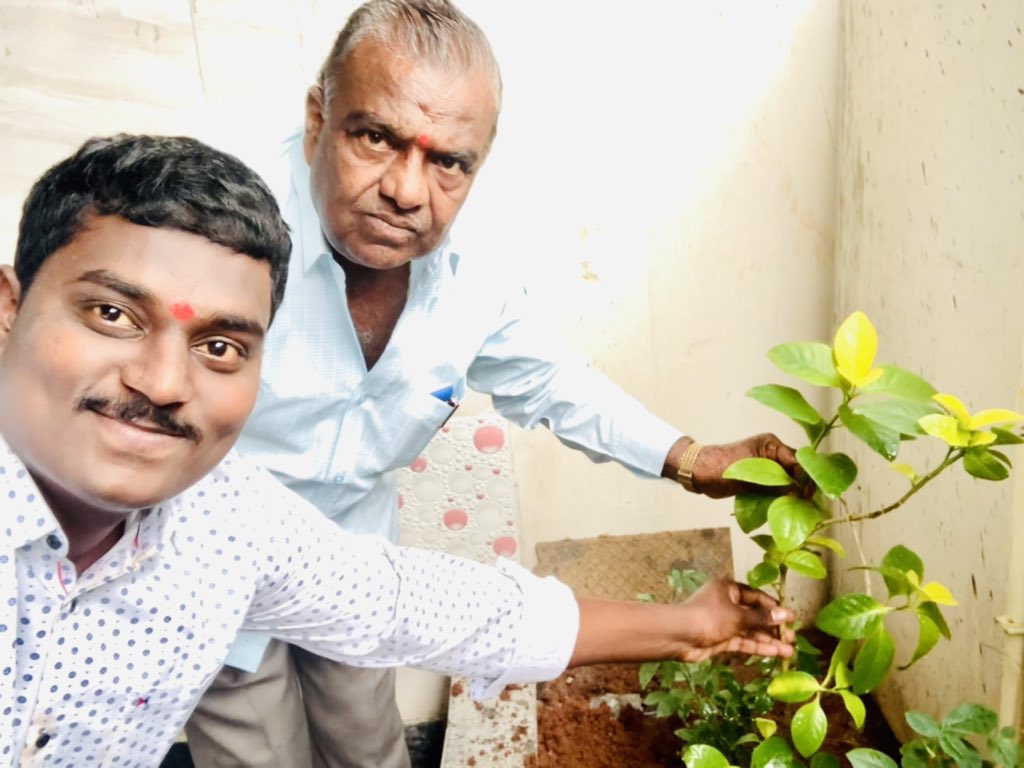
[14,134,291,320]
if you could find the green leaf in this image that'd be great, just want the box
[767,670,821,703]
[683,744,732,768]
[816,594,891,640]
[796,633,822,656]
[767,341,842,388]
[751,534,777,552]
[839,691,867,730]
[860,364,938,402]
[880,545,924,597]
[785,550,827,579]
[840,404,901,461]
[747,383,827,426]
[807,535,847,557]
[724,458,794,487]
[964,448,1011,481]
[942,703,998,735]
[810,754,840,768]
[988,730,1023,768]
[847,748,899,768]
[900,608,941,669]
[937,733,981,768]
[752,737,799,768]
[905,711,941,737]
[796,447,858,498]
[791,699,828,758]
[917,600,952,640]
[768,495,823,552]
[735,493,775,533]
[638,662,659,688]
[851,625,895,693]
[900,742,931,768]
[856,399,939,437]
[748,561,781,589]
[992,426,1024,445]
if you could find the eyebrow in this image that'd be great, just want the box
[74,268,266,340]
[346,112,480,169]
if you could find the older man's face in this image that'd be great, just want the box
[303,40,498,270]
[0,215,272,518]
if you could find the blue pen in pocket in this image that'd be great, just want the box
[430,385,456,407]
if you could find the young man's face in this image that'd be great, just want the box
[0,215,272,517]
[303,40,499,270]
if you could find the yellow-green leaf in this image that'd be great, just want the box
[840,691,867,730]
[970,431,997,446]
[919,581,958,606]
[890,462,918,484]
[969,408,1024,429]
[933,393,972,427]
[834,311,882,388]
[755,718,778,740]
[918,414,972,446]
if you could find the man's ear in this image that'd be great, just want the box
[303,84,326,165]
[0,265,21,344]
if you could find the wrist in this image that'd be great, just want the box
[674,439,703,494]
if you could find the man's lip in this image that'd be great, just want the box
[90,408,182,439]
[366,212,418,233]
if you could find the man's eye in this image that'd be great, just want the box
[357,130,393,150]
[92,304,135,328]
[195,339,245,365]
[434,156,465,173]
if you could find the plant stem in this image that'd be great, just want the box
[823,449,961,527]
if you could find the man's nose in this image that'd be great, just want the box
[120,336,194,407]
[379,150,429,211]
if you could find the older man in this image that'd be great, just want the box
[184,1,806,767]
[0,133,793,767]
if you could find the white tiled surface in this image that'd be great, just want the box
[395,412,536,766]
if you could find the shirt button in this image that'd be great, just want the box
[45,534,62,550]
[35,732,50,748]
[68,598,78,614]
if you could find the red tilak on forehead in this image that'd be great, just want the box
[170,302,195,322]
[416,134,431,149]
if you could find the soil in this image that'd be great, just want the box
[526,651,902,768]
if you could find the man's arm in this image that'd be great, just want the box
[571,578,793,666]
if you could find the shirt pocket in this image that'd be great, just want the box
[365,375,465,470]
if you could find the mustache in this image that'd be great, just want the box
[77,395,203,443]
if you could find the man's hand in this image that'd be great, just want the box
[669,578,795,662]
[569,580,794,668]
[665,433,804,499]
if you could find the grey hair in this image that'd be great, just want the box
[317,0,502,111]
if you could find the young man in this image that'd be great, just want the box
[188,1,807,766]
[0,133,792,766]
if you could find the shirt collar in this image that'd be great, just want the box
[0,439,61,550]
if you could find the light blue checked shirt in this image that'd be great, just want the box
[226,133,682,669]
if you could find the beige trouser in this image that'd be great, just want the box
[186,639,412,768]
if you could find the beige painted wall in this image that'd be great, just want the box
[0,0,840,723]
[832,0,1024,737]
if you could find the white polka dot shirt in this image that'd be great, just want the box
[0,443,578,766]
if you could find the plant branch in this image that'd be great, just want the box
[823,449,962,527]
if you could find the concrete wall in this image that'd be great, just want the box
[832,0,1024,736]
